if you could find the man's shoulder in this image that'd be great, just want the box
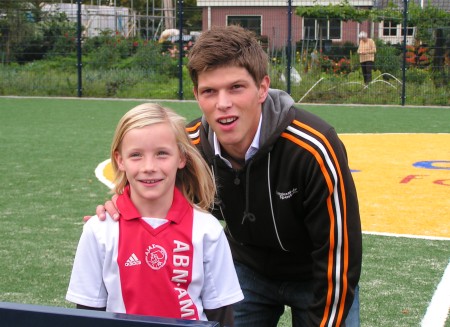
[186,116,203,129]
[291,106,333,130]
[186,117,205,146]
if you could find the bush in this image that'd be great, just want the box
[87,45,121,69]
[132,42,178,77]
[405,68,430,85]
[374,40,402,79]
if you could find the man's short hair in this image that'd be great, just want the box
[359,31,368,38]
[187,25,268,88]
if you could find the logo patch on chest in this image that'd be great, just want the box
[145,244,168,270]
[125,253,142,267]
[276,188,298,200]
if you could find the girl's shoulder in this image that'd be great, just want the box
[192,207,223,230]
[83,214,118,234]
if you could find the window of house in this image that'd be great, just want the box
[401,25,415,36]
[383,21,397,36]
[304,18,316,40]
[227,16,262,35]
[382,21,414,37]
[329,19,341,39]
[303,18,341,40]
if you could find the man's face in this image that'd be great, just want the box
[194,66,269,158]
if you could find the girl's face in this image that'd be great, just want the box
[114,123,186,217]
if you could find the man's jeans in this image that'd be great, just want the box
[233,261,360,327]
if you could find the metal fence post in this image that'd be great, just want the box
[77,0,83,98]
[401,0,408,106]
[286,0,293,95]
[177,0,184,100]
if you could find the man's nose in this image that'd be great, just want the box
[216,91,232,111]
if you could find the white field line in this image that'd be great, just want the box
[94,159,114,189]
[421,260,450,327]
[363,231,450,241]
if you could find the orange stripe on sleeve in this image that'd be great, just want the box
[292,120,350,326]
[281,132,337,326]
[185,121,202,132]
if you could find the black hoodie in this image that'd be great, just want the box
[187,88,362,326]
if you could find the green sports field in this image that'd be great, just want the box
[0,97,449,326]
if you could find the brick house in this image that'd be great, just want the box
[195,0,448,49]
[196,0,375,50]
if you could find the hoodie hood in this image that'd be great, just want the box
[260,88,296,147]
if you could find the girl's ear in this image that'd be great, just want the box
[178,152,187,170]
[114,151,125,171]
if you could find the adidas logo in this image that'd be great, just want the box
[125,253,141,267]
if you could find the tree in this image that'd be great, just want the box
[296,0,369,52]
[0,1,37,63]
[369,1,449,84]
[296,0,449,83]
[296,0,369,23]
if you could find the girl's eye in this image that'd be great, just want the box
[157,151,169,157]
[130,153,141,158]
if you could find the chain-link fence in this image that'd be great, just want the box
[0,0,448,105]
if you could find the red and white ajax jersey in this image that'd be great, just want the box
[66,187,243,320]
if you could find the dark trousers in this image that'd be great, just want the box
[361,61,374,84]
[233,261,360,327]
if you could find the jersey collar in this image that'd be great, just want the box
[116,185,192,224]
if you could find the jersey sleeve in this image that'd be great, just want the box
[66,218,108,308]
[198,214,244,310]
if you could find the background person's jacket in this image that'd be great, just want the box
[357,38,376,63]
[186,88,362,326]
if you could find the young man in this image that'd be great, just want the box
[96,25,362,326]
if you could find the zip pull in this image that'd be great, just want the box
[241,212,256,224]
[233,170,241,185]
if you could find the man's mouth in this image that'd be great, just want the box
[218,117,237,125]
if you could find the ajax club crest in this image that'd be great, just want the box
[145,244,168,270]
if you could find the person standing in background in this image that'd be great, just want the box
[357,31,376,84]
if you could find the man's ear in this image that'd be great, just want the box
[193,87,199,101]
[258,75,270,103]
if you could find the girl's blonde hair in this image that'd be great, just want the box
[110,103,216,211]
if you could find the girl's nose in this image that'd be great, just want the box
[142,157,156,172]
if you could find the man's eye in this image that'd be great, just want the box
[201,89,213,95]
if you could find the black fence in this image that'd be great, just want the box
[0,302,220,327]
[0,0,449,105]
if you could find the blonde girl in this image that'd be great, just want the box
[67,103,243,326]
